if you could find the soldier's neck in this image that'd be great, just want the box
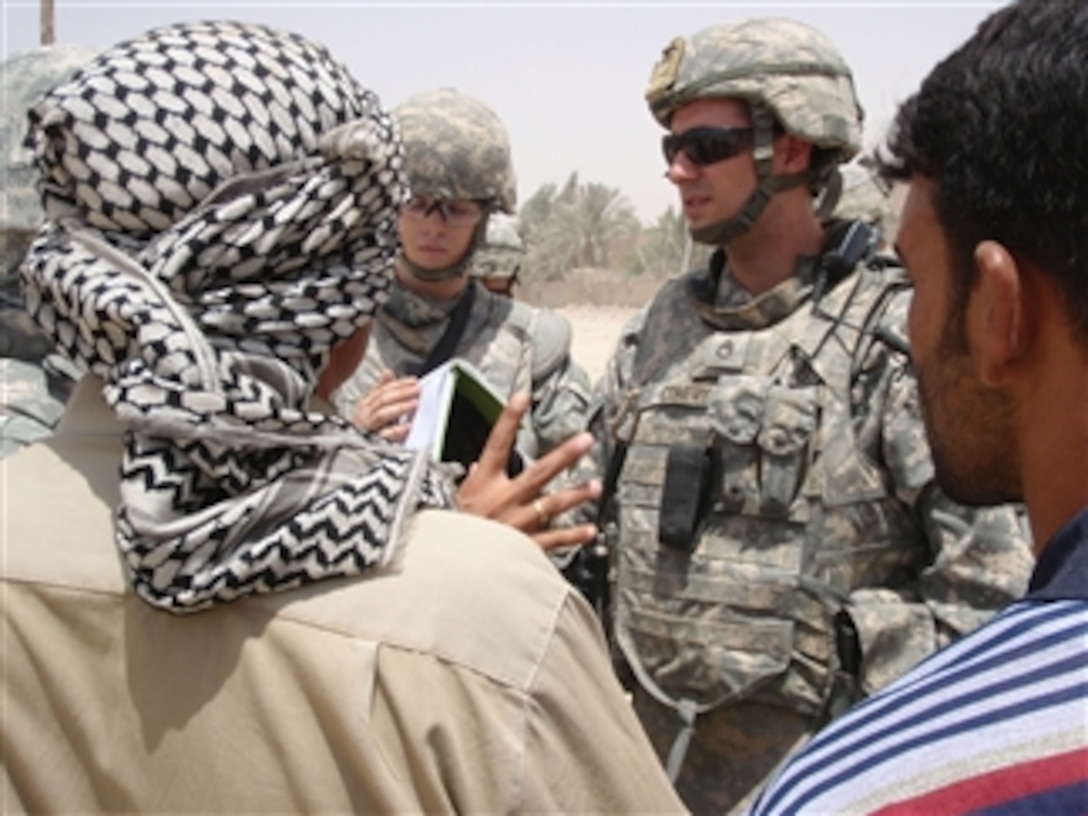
[723,198,825,297]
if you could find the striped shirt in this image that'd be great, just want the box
[749,508,1088,815]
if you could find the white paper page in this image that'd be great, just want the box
[404,361,453,452]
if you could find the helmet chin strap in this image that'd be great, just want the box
[401,217,490,283]
[690,105,813,247]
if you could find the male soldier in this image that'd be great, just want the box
[331,89,591,464]
[753,1,1088,810]
[0,45,95,458]
[585,17,1034,813]
[469,212,524,296]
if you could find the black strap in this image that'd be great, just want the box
[404,283,477,377]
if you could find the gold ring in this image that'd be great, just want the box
[532,498,550,526]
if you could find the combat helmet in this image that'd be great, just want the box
[645,17,863,245]
[469,214,524,292]
[822,161,891,226]
[393,87,517,280]
[1,44,97,362]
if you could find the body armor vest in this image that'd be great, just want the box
[612,260,920,722]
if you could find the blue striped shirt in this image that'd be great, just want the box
[749,508,1088,815]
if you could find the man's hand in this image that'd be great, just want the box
[350,369,421,442]
[457,392,601,551]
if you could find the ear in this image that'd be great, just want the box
[777,133,813,174]
[972,240,1026,386]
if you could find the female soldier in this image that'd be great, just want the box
[330,88,591,462]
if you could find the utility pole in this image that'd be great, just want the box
[41,0,55,45]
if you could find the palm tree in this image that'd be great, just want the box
[626,205,702,279]
[520,172,639,282]
[518,182,557,246]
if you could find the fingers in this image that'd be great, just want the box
[456,398,602,549]
[512,431,595,498]
[352,372,420,432]
[534,523,599,552]
[521,479,601,531]
[378,422,412,443]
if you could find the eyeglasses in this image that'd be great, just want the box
[402,196,484,227]
[662,126,754,167]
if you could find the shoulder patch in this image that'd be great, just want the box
[645,36,685,107]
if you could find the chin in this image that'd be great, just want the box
[929,436,1021,507]
[410,257,450,272]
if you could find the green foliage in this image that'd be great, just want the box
[625,205,689,279]
[519,178,714,285]
[519,172,640,282]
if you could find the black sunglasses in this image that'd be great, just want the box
[662,126,754,167]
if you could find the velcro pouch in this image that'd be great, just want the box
[658,443,716,551]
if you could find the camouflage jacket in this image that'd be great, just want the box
[587,227,1032,719]
[332,279,591,458]
[0,357,78,459]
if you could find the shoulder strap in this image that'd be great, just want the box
[408,283,477,377]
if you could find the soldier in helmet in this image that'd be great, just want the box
[468,213,524,296]
[1,45,96,458]
[330,88,591,463]
[582,17,1034,813]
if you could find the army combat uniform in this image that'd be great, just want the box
[585,17,1037,813]
[588,226,1033,813]
[331,279,590,460]
[0,45,97,458]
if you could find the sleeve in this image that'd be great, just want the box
[844,356,1034,695]
[556,308,645,529]
[518,592,689,814]
[527,350,593,456]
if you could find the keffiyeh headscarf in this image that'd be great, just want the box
[20,20,456,613]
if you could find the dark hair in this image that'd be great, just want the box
[879,0,1088,343]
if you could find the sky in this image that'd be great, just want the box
[1,1,1003,224]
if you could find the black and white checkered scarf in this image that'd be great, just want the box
[20,20,456,612]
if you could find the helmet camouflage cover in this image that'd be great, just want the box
[828,161,891,226]
[394,87,516,214]
[469,213,523,280]
[645,17,863,160]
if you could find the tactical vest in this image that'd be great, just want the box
[612,262,921,725]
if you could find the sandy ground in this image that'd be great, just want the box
[557,305,639,383]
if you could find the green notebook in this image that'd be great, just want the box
[405,358,525,477]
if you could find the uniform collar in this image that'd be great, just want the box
[691,250,819,331]
[381,277,464,328]
[1027,506,1088,600]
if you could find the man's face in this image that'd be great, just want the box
[665,98,758,232]
[897,177,1019,505]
